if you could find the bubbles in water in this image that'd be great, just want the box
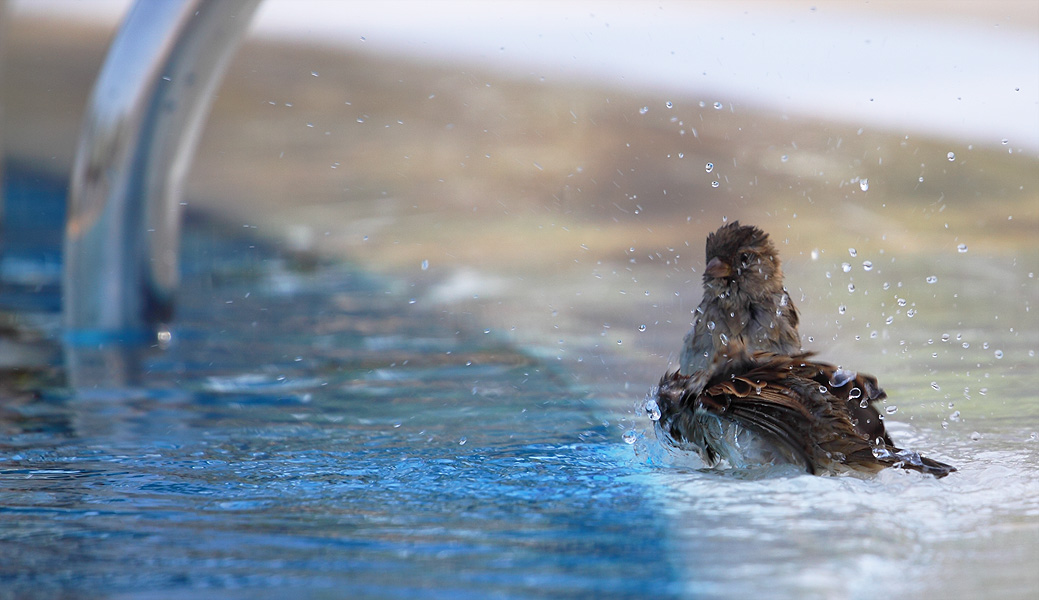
[947,151,956,161]
[622,430,638,444]
[848,248,858,257]
[994,349,1004,359]
[926,275,938,284]
[639,106,649,115]
[705,162,714,173]
[841,262,852,273]
[859,179,869,192]
[421,259,429,271]
[957,243,968,253]
[863,260,873,271]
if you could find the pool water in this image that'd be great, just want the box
[1,167,1037,599]
[1,168,682,598]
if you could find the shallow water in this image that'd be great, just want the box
[2,163,1038,599]
[0,173,678,598]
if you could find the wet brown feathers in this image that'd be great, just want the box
[656,222,955,478]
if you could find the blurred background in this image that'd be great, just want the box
[1,1,1037,598]
[3,0,1036,376]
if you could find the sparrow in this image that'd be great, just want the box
[651,223,956,478]
[679,221,801,376]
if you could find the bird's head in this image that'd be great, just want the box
[703,221,784,298]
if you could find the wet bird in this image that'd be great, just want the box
[679,221,801,376]
[652,223,955,478]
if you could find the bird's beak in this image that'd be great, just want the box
[704,257,733,278]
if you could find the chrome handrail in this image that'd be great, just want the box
[64,0,260,343]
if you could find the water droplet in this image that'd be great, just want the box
[705,162,714,173]
[458,436,468,446]
[718,333,730,345]
[638,324,647,332]
[926,275,938,284]
[841,262,852,273]
[829,368,856,387]
[706,321,716,331]
[906,308,916,318]
[838,304,847,314]
[617,339,623,345]
[859,179,869,191]
[994,349,1004,359]
[885,315,894,325]
[622,430,638,444]
[941,333,951,342]
[781,154,789,162]
[970,431,982,441]
[1002,138,1009,145]
[420,259,429,271]
[957,243,968,253]
[819,385,829,394]
[949,410,961,422]
[483,329,491,334]
[859,399,869,409]
[849,387,862,400]
[665,101,673,109]
[849,248,858,257]
[947,151,956,161]
[885,406,898,415]
[863,260,873,271]
[897,298,907,307]
[713,101,723,109]
[711,181,720,188]
[847,283,856,293]
[639,106,649,115]
[644,397,661,421]
[931,381,940,391]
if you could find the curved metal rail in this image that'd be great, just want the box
[64,0,260,342]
